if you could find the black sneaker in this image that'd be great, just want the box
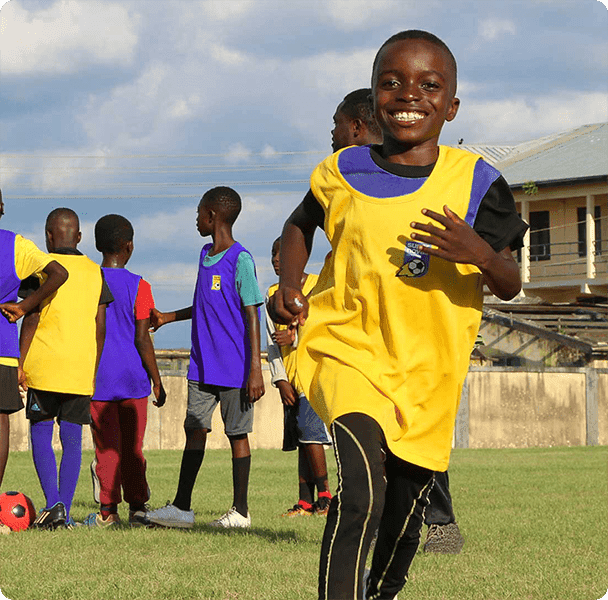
[32,502,67,530]
[423,522,465,554]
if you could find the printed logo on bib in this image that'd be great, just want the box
[397,241,430,278]
[211,275,221,290]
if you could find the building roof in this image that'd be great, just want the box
[456,144,516,165]
[495,122,608,187]
[454,122,608,186]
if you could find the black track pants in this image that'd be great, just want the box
[318,412,434,600]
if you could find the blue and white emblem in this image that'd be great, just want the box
[397,241,430,278]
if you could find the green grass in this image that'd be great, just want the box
[0,446,606,600]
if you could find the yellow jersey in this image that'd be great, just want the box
[296,145,484,471]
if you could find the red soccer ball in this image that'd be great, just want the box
[0,491,36,531]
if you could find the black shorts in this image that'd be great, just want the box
[26,388,91,425]
[0,364,24,415]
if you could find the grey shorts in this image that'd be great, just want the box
[185,380,253,436]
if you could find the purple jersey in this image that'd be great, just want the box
[0,229,20,358]
[93,268,151,401]
[188,242,254,388]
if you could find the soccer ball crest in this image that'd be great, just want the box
[397,241,430,278]
[0,491,36,531]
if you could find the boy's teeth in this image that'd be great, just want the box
[394,112,424,121]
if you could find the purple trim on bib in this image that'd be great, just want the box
[464,160,501,227]
[0,230,20,358]
[337,145,427,198]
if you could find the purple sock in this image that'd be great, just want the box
[58,421,82,520]
[30,420,60,509]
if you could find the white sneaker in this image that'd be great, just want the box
[146,502,194,529]
[208,506,251,529]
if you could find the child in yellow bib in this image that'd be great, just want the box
[270,30,528,600]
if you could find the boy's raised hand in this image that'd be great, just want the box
[411,205,495,267]
[267,286,308,327]
[0,302,26,324]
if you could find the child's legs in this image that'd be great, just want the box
[319,413,387,600]
[172,381,215,511]
[222,387,253,516]
[90,400,122,506]
[0,413,9,488]
[55,392,90,519]
[367,455,434,600]
[58,420,82,520]
[424,469,456,525]
[117,397,149,507]
[0,365,24,488]
[297,394,331,497]
[30,419,60,508]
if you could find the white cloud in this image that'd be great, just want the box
[225,143,253,164]
[144,262,199,291]
[478,17,516,41]
[210,42,247,66]
[201,0,255,21]
[460,92,608,143]
[322,0,407,32]
[0,0,139,75]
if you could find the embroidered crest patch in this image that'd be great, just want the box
[397,241,430,278]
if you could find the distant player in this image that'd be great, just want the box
[146,186,264,529]
[19,208,113,529]
[266,237,332,516]
[81,214,166,528]
[270,30,527,599]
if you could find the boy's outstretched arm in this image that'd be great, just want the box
[149,306,192,331]
[270,197,319,325]
[135,319,166,407]
[0,261,68,323]
[411,205,522,301]
[244,304,264,403]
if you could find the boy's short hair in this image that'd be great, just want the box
[340,89,382,138]
[372,30,457,92]
[202,186,242,226]
[46,207,79,230]
[95,214,134,254]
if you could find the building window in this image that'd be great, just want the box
[529,210,550,261]
[577,206,602,257]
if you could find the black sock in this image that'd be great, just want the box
[173,449,205,511]
[315,474,329,495]
[232,455,251,517]
[299,481,314,505]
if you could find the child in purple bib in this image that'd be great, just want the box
[83,214,166,528]
[146,186,264,530]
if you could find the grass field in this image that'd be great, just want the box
[0,445,606,600]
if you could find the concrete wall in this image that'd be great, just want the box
[8,366,285,453]
[465,370,587,448]
[8,361,607,452]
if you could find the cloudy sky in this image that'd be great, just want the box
[1,0,607,348]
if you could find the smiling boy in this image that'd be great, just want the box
[270,30,528,600]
